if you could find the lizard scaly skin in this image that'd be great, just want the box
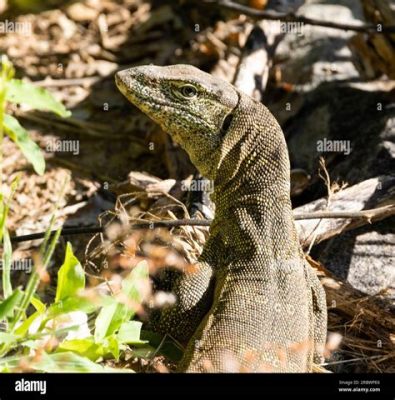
[115,65,327,372]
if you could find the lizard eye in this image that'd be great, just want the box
[220,113,233,137]
[179,84,198,98]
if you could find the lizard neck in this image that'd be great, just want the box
[211,180,302,265]
[206,95,302,266]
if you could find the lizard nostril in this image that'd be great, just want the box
[115,71,126,86]
[115,69,135,85]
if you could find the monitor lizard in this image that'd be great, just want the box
[115,64,327,372]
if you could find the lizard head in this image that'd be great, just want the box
[115,64,239,179]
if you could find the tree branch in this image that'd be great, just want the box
[197,0,395,33]
[10,205,394,244]
[294,205,394,221]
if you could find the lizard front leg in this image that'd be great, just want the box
[148,260,215,344]
[147,230,223,344]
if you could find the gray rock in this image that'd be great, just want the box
[275,0,364,89]
[312,217,395,301]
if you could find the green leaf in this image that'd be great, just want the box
[55,243,85,303]
[31,296,46,313]
[0,195,5,243]
[0,176,19,297]
[0,176,20,242]
[94,302,119,342]
[20,340,39,350]
[104,334,120,361]
[4,114,45,175]
[14,310,42,337]
[117,321,147,345]
[122,260,149,296]
[1,228,13,298]
[30,351,108,372]
[0,289,23,320]
[48,295,99,317]
[6,79,71,118]
[0,351,133,372]
[0,332,17,346]
[58,335,122,362]
[94,261,148,341]
[57,338,104,362]
[32,351,127,372]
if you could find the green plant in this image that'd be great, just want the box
[0,233,150,371]
[0,56,153,372]
[0,55,71,176]
[0,178,150,372]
